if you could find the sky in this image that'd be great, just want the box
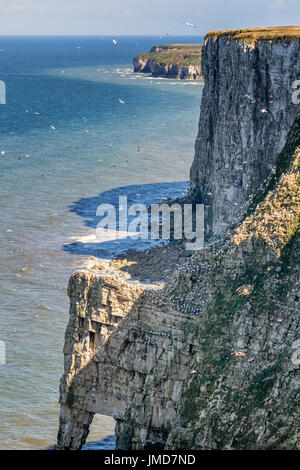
[0,0,299,36]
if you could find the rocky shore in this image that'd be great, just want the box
[133,44,203,80]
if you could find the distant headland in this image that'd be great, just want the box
[133,44,203,80]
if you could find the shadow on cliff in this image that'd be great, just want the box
[63,181,188,259]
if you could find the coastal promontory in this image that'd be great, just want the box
[133,44,203,79]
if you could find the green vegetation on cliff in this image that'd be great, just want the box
[236,117,300,256]
[134,44,202,67]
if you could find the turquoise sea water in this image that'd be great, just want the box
[0,36,203,449]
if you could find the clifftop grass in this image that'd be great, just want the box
[134,44,202,67]
[206,26,300,44]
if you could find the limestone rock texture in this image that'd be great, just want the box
[57,30,300,450]
[189,31,300,237]
[148,61,202,80]
[132,57,152,74]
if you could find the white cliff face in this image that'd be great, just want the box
[148,61,202,79]
[189,37,300,237]
[132,57,152,73]
[57,271,147,449]
[133,57,202,79]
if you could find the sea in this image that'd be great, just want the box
[0,36,203,449]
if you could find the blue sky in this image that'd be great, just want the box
[0,0,299,36]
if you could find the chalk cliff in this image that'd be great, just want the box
[133,44,203,80]
[57,27,300,450]
[189,27,300,238]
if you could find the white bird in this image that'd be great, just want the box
[118,98,125,104]
[1,150,5,156]
[50,125,56,130]
[112,38,117,46]
[260,108,268,113]
[184,22,196,28]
